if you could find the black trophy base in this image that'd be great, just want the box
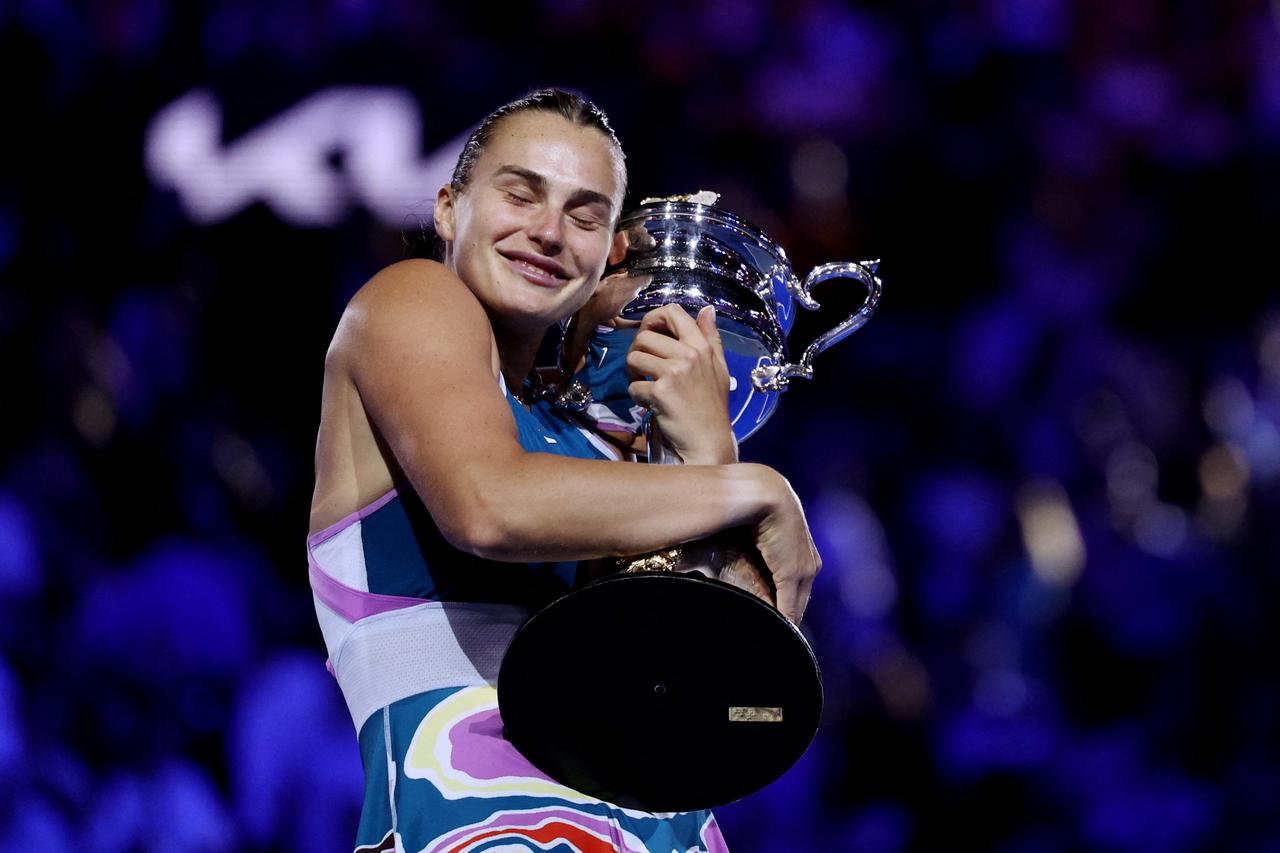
[497,571,822,813]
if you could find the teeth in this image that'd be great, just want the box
[512,258,563,279]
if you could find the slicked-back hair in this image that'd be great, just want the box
[406,88,625,261]
[404,89,624,262]
[404,87,624,258]
[450,88,626,198]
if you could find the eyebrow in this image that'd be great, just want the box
[493,165,616,213]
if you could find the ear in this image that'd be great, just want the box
[434,186,456,242]
[607,229,629,266]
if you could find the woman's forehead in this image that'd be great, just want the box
[476,112,624,205]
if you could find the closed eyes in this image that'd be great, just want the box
[504,190,603,230]
[570,213,604,230]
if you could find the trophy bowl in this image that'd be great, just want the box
[498,196,882,812]
[614,198,882,442]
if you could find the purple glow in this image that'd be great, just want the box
[911,471,1007,556]
[0,662,20,780]
[0,204,17,271]
[230,653,362,849]
[952,301,1045,409]
[938,707,1059,777]
[73,540,255,678]
[0,795,72,848]
[832,802,911,853]
[1083,773,1219,851]
[80,762,237,850]
[1087,61,1177,131]
[752,7,891,133]
[984,0,1068,50]
[1251,19,1280,134]
[0,491,38,596]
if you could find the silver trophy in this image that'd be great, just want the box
[499,195,883,812]
[616,195,882,447]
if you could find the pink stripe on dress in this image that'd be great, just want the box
[307,487,427,623]
[307,488,400,547]
[308,550,428,624]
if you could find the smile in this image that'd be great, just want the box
[500,251,571,287]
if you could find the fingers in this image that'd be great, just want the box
[625,349,667,382]
[622,223,657,253]
[583,273,648,335]
[638,303,703,341]
[609,223,656,266]
[773,565,816,624]
[639,306,727,384]
[626,307,733,436]
[625,328,721,386]
[794,568,816,623]
[696,305,726,365]
[628,328,688,364]
[627,378,657,412]
[774,576,802,625]
[631,305,715,366]
[745,469,821,624]
[594,272,649,313]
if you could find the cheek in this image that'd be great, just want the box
[571,230,614,271]
[564,281,599,316]
[454,203,520,245]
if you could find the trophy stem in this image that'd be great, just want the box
[644,418,683,466]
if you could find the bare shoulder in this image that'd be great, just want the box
[328,259,494,369]
[341,259,486,338]
[311,261,502,531]
[351,258,476,310]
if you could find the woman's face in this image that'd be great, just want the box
[435,111,625,335]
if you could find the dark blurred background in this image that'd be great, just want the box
[3,0,1279,850]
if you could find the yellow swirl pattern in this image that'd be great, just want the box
[403,686,595,803]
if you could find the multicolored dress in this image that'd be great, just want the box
[308,365,728,853]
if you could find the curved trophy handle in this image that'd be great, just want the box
[751,259,882,392]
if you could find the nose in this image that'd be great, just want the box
[528,206,564,255]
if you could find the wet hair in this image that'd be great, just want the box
[406,88,625,260]
[450,87,625,195]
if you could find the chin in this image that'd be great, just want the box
[517,288,591,323]
[494,297,572,333]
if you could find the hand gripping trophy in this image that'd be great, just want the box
[499,192,883,812]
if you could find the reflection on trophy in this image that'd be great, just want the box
[499,193,883,812]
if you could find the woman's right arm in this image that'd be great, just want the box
[335,260,820,620]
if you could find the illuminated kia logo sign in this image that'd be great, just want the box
[145,87,468,227]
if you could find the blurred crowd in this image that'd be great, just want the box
[2,0,1278,849]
